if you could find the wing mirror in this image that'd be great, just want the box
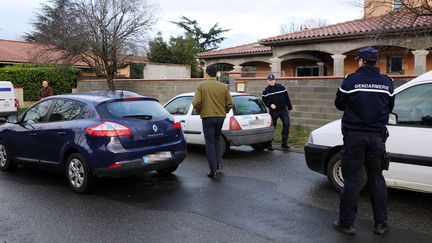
[388,113,397,125]
[6,114,19,124]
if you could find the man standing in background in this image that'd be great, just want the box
[262,74,293,150]
[38,80,54,100]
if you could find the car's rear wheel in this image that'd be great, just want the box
[0,141,16,172]
[327,152,367,192]
[66,153,94,194]
[220,135,230,158]
[157,165,179,175]
[251,141,272,151]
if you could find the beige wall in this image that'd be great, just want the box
[364,0,431,18]
[144,63,191,80]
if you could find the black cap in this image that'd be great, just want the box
[355,47,378,61]
[267,74,276,80]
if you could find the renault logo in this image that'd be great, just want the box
[152,124,158,132]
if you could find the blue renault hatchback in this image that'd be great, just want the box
[0,91,187,193]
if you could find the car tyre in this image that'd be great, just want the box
[157,165,179,175]
[0,141,16,172]
[327,151,367,192]
[251,141,272,151]
[220,135,230,158]
[66,153,94,194]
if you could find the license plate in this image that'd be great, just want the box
[143,151,172,164]
[249,119,264,125]
[3,103,10,107]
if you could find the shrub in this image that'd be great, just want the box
[0,65,80,101]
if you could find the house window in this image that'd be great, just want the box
[393,0,403,11]
[296,66,319,77]
[388,56,403,74]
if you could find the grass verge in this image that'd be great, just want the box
[273,124,311,149]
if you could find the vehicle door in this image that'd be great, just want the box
[384,82,432,191]
[186,106,205,145]
[164,96,193,140]
[37,99,85,167]
[9,99,55,165]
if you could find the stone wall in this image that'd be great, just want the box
[235,76,412,130]
[77,76,413,130]
[77,78,203,104]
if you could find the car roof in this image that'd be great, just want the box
[175,92,252,97]
[47,91,157,106]
[395,70,432,93]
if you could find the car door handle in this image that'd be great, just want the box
[180,120,186,123]
[29,132,37,136]
[57,131,66,135]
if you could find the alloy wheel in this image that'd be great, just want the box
[0,145,7,167]
[68,158,85,188]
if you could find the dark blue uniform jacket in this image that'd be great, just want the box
[262,83,293,112]
[335,66,395,132]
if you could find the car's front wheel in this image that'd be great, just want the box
[326,151,367,192]
[66,153,94,193]
[0,141,16,172]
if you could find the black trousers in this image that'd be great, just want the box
[270,109,290,142]
[202,117,225,173]
[339,134,387,226]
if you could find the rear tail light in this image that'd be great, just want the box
[86,121,132,137]
[229,116,242,130]
[173,121,182,129]
[14,99,19,110]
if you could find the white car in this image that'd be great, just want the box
[0,81,19,118]
[304,70,432,193]
[164,92,274,156]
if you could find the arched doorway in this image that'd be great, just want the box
[240,61,271,77]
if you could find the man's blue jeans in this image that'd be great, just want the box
[202,117,225,173]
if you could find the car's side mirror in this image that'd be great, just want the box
[388,113,397,125]
[6,114,18,124]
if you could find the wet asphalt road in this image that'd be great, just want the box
[1,146,431,242]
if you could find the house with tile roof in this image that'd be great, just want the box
[0,39,192,79]
[198,0,432,77]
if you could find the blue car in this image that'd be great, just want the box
[0,91,187,193]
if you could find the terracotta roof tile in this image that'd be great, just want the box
[197,43,271,58]
[261,11,432,44]
[0,39,89,67]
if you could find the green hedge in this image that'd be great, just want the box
[0,65,80,101]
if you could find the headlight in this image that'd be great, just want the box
[307,133,314,144]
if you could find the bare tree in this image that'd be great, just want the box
[280,18,328,34]
[28,0,157,91]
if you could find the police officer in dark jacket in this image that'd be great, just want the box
[333,47,394,235]
[262,74,293,150]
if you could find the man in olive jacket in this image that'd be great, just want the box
[193,66,233,179]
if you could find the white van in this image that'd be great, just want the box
[0,81,19,118]
[304,70,432,193]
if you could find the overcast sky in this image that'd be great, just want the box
[0,0,362,49]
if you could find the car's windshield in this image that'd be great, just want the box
[233,95,267,115]
[97,100,170,121]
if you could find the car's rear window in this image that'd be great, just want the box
[233,95,267,115]
[97,100,170,121]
